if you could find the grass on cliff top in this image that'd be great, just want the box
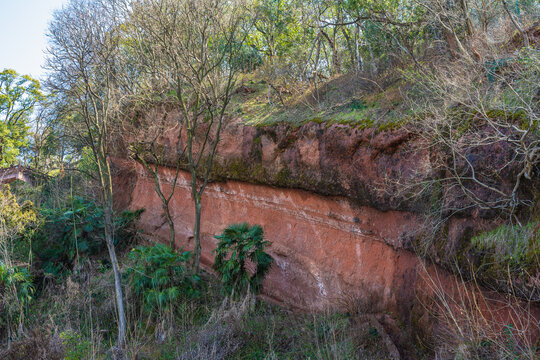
[228,74,409,131]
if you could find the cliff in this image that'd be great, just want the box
[112,113,539,337]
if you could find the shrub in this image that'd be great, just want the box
[465,221,539,300]
[0,184,36,261]
[213,223,273,295]
[31,197,143,276]
[0,261,34,339]
[470,221,538,271]
[0,185,36,339]
[126,243,200,315]
[59,331,91,360]
[421,261,539,360]
[0,329,64,360]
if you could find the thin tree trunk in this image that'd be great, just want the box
[6,312,11,350]
[104,204,126,348]
[302,33,321,80]
[267,84,273,105]
[502,0,529,47]
[459,0,475,37]
[320,30,340,75]
[163,202,175,249]
[186,119,202,272]
[193,196,202,271]
[341,26,356,73]
[366,39,377,75]
[355,24,362,73]
[100,157,127,348]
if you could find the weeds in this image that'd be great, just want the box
[465,221,539,301]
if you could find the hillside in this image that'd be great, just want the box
[0,1,539,359]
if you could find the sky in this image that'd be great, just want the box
[0,0,69,81]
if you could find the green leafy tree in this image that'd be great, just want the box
[0,69,44,166]
[0,185,36,344]
[213,223,273,295]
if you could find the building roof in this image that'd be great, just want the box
[0,165,34,185]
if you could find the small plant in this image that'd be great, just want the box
[465,221,539,300]
[470,221,538,269]
[126,243,200,315]
[213,223,273,295]
[59,331,91,360]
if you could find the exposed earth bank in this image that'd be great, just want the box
[112,116,540,336]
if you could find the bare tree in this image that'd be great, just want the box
[502,0,529,48]
[46,0,128,348]
[130,110,181,249]
[127,0,248,271]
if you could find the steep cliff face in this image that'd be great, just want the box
[113,158,539,334]
[115,159,421,312]
[113,115,539,329]
[117,114,534,258]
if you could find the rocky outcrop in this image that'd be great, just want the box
[112,158,539,337]
[114,158,422,312]
[113,114,539,339]
[117,114,537,257]
[0,165,35,185]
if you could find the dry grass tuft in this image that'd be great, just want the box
[0,329,65,360]
[177,293,255,360]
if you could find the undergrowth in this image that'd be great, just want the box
[5,253,394,360]
[463,221,539,301]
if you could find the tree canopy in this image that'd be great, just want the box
[0,70,43,167]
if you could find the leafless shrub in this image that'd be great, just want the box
[418,262,539,360]
[404,45,539,220]
[333,282,385,316]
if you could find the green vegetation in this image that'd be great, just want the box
[471,221,539,272]
[0,70,44,167]
[213,223,273,295]
[0,0,539,358]
[59,331,92,360]
[463,221,539,299]
[0,206,399,359]
[0,185,36,344]
[0,261,34,340]
[18,256,395,360]
[126,244,200,314]
[31,197,142,277]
